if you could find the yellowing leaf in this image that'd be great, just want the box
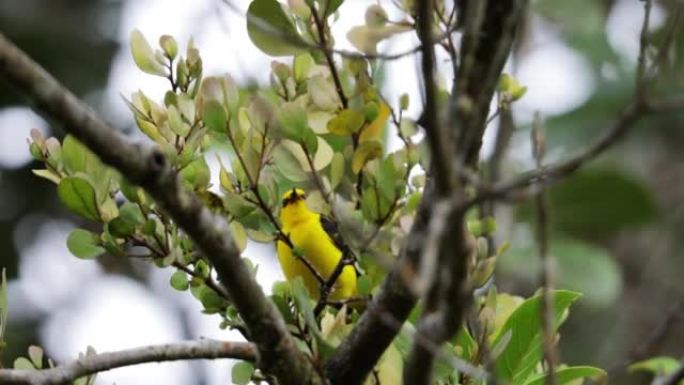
[359,102,390,142]
[352,140,383,174]
[327,108,365,136]
[230,221,248,253]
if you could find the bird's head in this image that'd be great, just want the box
[281,188,306,208]
[279,188,313,230]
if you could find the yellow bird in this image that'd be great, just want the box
[277,188,357,301]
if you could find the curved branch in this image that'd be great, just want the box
[0,33,323,385]
[0,340,256,385]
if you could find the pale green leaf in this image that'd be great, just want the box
[130,29,167,76]
[28,346,43,368]
[13,357,35,370]
[522,366,607,385]
[32,169,61,184]
[308,75,340,111]
[67,229,105,259]
[629,356,681,376]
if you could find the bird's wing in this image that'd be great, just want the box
[319,215,361,276]
[319,215,348,254]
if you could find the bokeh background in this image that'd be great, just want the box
[1,0,683,384]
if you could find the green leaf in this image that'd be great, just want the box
[224,193,258,218]
[195,284,226,314]
[0,268,7,341]
[108,202,144,237]
[493,290,581,383]
[130,29,167,76]
[629,356,681,376]
[376,156,398,202]
[170,270,190,291]
[356,275,372,296]
[58,176,100,220]
[202,100,228,133]
[290,278,335,358]
[231,361,254,385]
[167,105,189,137]
[272,144,309,182]
[290,277,318,333]
[142,219,157,236]
[277,101,314,143]
[323,0,344,16]
[327,109,365,136]
[501,238,622,307]
[330,152,345,190]
[293,52,314,83]
[454,326,476,360]
[247,0,305,56]
[67,229,106,259]
[179,157,210,189]
[522,366,607,385]
[62,135,96,174]
[520,169,657,238]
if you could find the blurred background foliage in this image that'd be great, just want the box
[1,0,684,384]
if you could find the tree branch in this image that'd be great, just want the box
[325,186,435,385]
[531,113,558,385]
[0,340,256,385]
[455,0,528,167]
[0,33,323,385]
[468,95,684,208]
[326,2,526,383]
[469,0,684,208]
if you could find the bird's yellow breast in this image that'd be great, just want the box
[277,202,356,300]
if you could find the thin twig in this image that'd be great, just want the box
[532,112,557,385]
[308,2,348,108]
[608,299,684,376]
[636,0,653,105]
[0,340,256,385]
